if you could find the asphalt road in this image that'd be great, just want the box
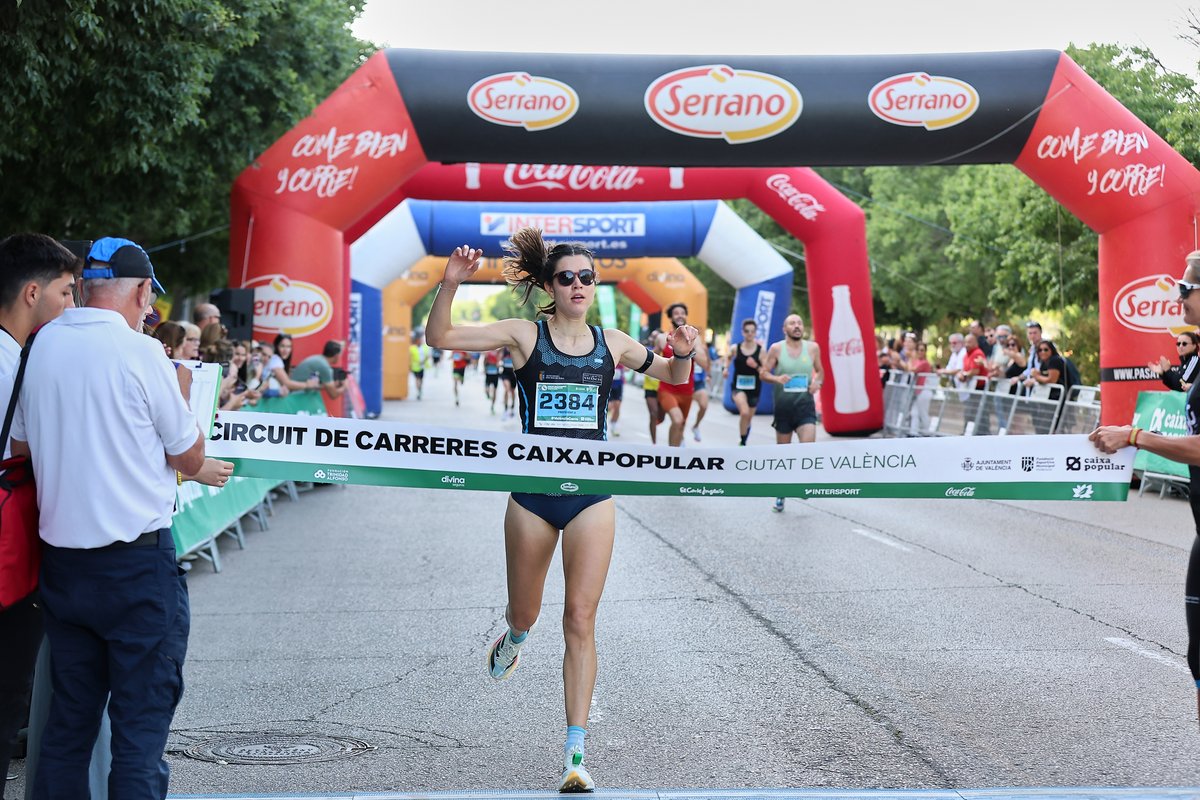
[14,364,1197,796]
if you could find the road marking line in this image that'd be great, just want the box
[851,528,911,552]
[1104,636,1190,673]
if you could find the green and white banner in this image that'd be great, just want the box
[207,411,1135,501]
[1131,390,1189,479]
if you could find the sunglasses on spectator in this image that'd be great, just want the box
[552,269,596,287]
[1037,346,1052,352]
[1178,340,1195,348]
[1179,279,1200,299]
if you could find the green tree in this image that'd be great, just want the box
[0,0,372,297]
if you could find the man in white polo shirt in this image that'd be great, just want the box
[9,237,204,800]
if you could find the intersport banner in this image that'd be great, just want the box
[206,412,1134,501]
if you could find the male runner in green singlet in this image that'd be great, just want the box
[760,313,824,512]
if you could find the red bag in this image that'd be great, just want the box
[0,454,39,608]
[0,327,41,610]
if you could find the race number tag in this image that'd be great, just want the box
[735,374,757,390]
[534,382,599,429]
[784,375,809,393]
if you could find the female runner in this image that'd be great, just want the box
[426,228,696,792]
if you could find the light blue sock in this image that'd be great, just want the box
[565,725,586,755]
[508,627,528,644]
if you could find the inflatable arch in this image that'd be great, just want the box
[348,198,793,414]
[380,256,705,401]
[233,49,1200,429]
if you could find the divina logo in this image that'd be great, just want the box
[1113,275,1188,334]
[644,65,802,144]
[868,72,979,131]
[245,274,333,337]
[468,73,579,131]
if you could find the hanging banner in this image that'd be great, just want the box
[206,411,1134,501]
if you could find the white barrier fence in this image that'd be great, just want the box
[880,370,1101,438]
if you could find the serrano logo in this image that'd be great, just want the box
[1113,275,1188,334]
[644,65,802,144]
[869,72,979,130]
[246,274,333,337]
[468,72,579,131]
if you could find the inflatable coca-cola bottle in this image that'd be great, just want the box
[828,284,869,414]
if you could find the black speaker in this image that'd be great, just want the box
[210,288,254,341]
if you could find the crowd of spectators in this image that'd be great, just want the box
[149,303,347,411]
[878,320,1081,398]
[877,320,1086,434]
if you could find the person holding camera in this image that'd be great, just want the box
[290,339,347,400]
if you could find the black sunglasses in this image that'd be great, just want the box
[1178,340,1194,347]
[552,269,596,287]
[1179,279,1200,300]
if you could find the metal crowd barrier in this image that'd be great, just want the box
[879,368,1095,437]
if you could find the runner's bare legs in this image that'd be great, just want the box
[559,499,616,726]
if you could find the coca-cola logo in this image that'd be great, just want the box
[1113,274,1186,334]
[246,274,333,337]
[468,73,579,131]
[766,174,825,221]
[644,65,802,144]
[503,164,644,191]
[869,72,979,131]
[945,486,977,497]
[829,339,864,358]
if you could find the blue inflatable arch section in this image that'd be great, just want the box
[348,199,794,417]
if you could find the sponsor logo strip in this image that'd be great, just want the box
[208,412,1133,501]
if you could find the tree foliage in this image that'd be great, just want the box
[0,0,372,297]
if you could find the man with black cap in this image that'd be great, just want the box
[8,237,204,799]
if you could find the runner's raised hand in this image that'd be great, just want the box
[668,324,699,356]
[443,245,484,287]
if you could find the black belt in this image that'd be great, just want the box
[103,529,169,549]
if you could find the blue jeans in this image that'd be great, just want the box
[34,530,189,800]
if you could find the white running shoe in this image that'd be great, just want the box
[558,747,595,793]
[692,427,702,442]
[486,631,526,681]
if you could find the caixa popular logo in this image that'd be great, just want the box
[246,274,333,337]
[468,72,579,131]
[644,65,802,144]
[869,72,979,131]
[1113,274,1187,334]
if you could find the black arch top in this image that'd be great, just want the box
[386,49,1061,167]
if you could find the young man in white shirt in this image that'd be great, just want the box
[0,233,78,796]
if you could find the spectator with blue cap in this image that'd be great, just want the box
[8,236,204,799]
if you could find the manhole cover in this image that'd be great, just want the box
[182,733,373,765]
